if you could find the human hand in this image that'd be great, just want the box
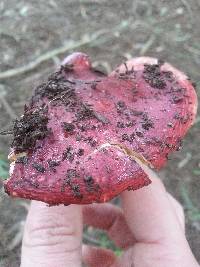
[20,170,199,267]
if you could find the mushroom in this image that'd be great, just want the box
[4,52,197,205]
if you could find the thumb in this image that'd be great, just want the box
[21,201,82,267]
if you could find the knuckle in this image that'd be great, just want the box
[24,221,77,248]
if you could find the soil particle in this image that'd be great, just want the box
[121,132,135,143]
[167,122,173,128]
[62,146,75,162]
[162,71,174,82]
[91,82,97,90]
[174,113,190,124]
[126,121,135,127]
[141,114,154,130]
[129,133,135,141]
[93,112,110,124]
[130,110,144,116]
[141,120,154,130]
[84,175,94,186]
[117,121,125,128]
[115,101,127,114]
[71,184,83,198]
[77,124,88,132]
[117,101,126,108]
[135,130,144,137]
[117,121,134,128]
[171,95,184,103]
[75,103,95,121]
[15,156,29,164]
[121,133,129,141]
[85,136,98,147]
[65,169,77,181]
[47,159,60,172]
[84,175,100,193]
[32,162,46,173]
[48,159,60,168]
[132,87,138,95]
[77,148,84,156]
[174,113,181,120]
[61,168,77,192]
[61,169,83,198]
[61,122,76,133]
[76,134,83,141]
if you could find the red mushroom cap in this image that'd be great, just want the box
[4,53,198,205]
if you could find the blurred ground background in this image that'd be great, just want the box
[0,0,200,266]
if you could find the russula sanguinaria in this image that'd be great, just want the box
[4,52,197,205]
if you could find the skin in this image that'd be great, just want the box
[21,169,199,267]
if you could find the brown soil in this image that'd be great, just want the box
[0,0,200,266]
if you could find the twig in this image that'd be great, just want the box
[0,130,13,135]
[184,44,200,55]
[0,30,108,80]
[180,0,194,22]
[0,93,17,120]
[80,5,88,19]
[0,19,132,80]
[7,221,25,251]
[139,35,156,55]
[178,152,192,169]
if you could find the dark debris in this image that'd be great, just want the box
[62,146,75,162]
[143,64,166,89]
[32,162,46,173]
[11,109,50,153]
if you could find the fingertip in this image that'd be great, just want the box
[82,244,117,267]
[121,172,184,244]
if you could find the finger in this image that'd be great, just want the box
[121,168,185,244]
[21,201,82,267]
[83,203,135,248]
[82,244,116,267]
[167,193,185,232]
[110,245,200,267]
